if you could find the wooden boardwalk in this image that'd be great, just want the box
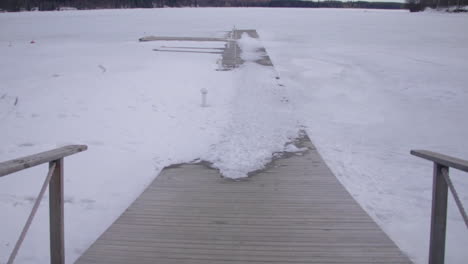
[76,136,412,264]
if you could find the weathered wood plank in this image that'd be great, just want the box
[49,159,65,264]
[428,164,449,264]
[94,239,402,251]
[153,49,223,54]
[139,36,226,42]
[0,145,87,177]
[411,149,468,173]
[76,135,412,264]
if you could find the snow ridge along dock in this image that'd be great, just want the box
[76,30,412,264]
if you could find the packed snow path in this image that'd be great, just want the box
[76,135,412,264]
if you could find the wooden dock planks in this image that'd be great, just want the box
[76,137,412,264]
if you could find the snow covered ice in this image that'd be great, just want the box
[1,7,468,264]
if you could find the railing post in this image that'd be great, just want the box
[428,163,449,264]
[49,159,64,264]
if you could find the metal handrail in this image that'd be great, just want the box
[0,145,87,264]
[441,168,468,228]
[0,145,87,177]
[411,150,468,264]
[7,162,56,264]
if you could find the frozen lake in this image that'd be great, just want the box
[0,8,467,264]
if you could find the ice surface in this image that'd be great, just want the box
[0,7,467,264]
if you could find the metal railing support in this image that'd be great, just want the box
[49,159,65,264]
[428,163,448,264]
[411,150,468,264]
[0,145,87,264]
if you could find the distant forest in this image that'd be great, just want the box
[405,0,467,12]
[0,0,406,12]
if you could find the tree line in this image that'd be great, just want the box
[0,0,406,12]
[270,1,403,9]
[406,0,467,12]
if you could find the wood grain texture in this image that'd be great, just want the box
[0,145,87,177]
[76,137,412,264]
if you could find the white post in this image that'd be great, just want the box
[200,88,208,107]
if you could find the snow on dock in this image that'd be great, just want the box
[76,31,411,263]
